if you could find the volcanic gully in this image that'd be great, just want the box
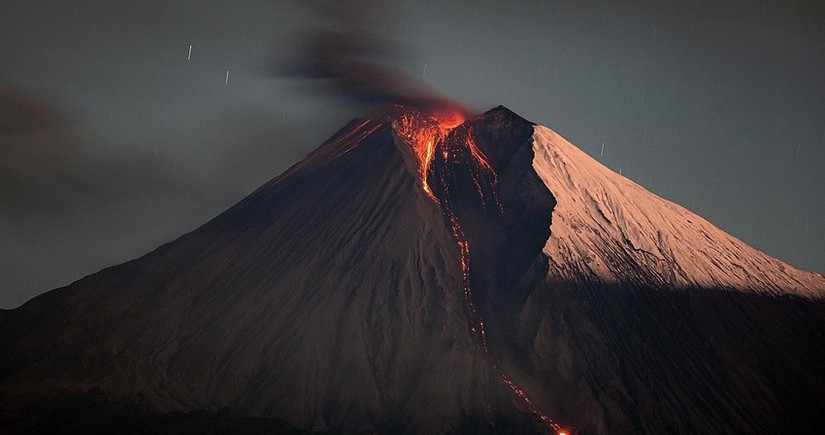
[1,106,824,435]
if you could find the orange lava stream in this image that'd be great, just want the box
[393,109,562,433]
[394,111,459,201]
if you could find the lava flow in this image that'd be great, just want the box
[394,109,562,433]
[394,110,461,202]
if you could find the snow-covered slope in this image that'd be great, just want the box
[532,125,825,297]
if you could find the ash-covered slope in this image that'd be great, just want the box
[486,121,825,434]
[532,125,825,295]
[1,106,824,435]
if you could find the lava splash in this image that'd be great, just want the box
[393,108,563,433]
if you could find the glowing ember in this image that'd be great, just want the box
[393,108,563,432]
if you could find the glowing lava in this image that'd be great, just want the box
[393,109,562,432]
[394,109,466,201]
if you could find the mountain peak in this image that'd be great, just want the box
[484,105,532,121]
[291,106,825,297]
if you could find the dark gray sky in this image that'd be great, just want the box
[1,0,823,308]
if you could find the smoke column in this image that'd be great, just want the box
[282,0,468,116]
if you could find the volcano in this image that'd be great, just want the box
[1,106,824,435]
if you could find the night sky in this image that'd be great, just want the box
[1,0,823,308]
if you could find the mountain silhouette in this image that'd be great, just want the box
[1,106,823,434]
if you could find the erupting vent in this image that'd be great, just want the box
[394,108,562,432]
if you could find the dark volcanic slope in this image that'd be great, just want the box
[2,107,825,435]
[0,109,552,434]
[494,280,825,434]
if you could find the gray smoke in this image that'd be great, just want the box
[282,0,468,116]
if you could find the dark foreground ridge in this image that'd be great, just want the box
[1,389,316,435]
[1,107,824,434]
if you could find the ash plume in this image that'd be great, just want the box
[283,0,468,116]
